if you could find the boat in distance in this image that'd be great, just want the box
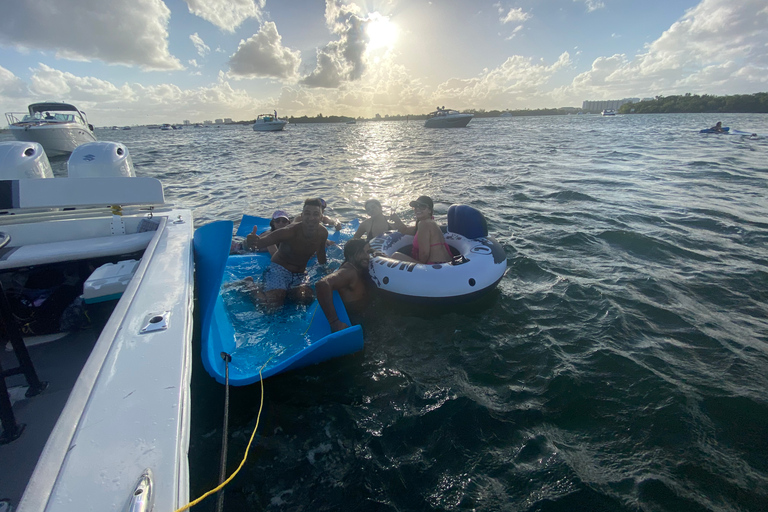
[0,140,194,512]
[424,107,473,128]
[601,109,616,116]
[4,102,97,157]
[252,113,288,131]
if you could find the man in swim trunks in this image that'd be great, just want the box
[245,198,328,310]
[316,239,371,332]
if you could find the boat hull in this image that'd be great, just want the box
[252,121,287,131]
[424,114,473,128]
[9,124,97,157]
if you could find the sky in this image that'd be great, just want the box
[0,0,766,126]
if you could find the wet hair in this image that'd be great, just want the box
[344,239,368,262]
[303,198,323,209]
[364,199,382,211]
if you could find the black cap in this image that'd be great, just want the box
[409,195,433,210]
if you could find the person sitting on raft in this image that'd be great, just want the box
[354,199,392,241]
[316,239,371,332]
[709,121,726,133]
[245,198,328,310]
[230,210,291,255]
[389,195,453,264]
[293,198,342,231]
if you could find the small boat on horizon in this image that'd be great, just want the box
[4,102,97,157]
[424,107,473,128]
[252,113,288,132]
[601,109,616,116]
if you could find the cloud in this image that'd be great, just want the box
[183,0,264,32]
[190,33,211,58]
[0,0,182,70]
[431,53,572,109]
[500,7,531,24]
[228,22,301,80]
[301,0,369,88]
[558,0,768,100]
[0,65,28,99]
[28,64,134,102]
[576,0,605,12]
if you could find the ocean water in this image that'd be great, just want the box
[4,113,768,511]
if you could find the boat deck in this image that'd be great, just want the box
[0,303,112,507]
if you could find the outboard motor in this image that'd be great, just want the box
[67,141,135,177]
[0,141,53,179]
[447,204,488,239]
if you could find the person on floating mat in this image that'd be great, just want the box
[389,195,452,264]
[293,197,342,231]
[709,121,726,133]
[245,198,328,310]
[354,199,392,241]
[316,239,372,332]
[230,209,291,255]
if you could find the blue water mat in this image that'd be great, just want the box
[194,216,363,386]
[699,126,729,133]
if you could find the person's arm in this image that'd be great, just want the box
[353,219,370,239]
[414,222,432,264]
[316,232,328,265]
[323,214,342,231]
[390,213,416,235]
[245,225,290,250]
[316,270,353,332]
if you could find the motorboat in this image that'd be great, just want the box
[160,123,173,130]
[252,113,288,132]
[0,140,194,512]
[4,103,97,157]
[424,107,473,128]
[601,109,616,116]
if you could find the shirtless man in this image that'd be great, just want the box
[316,239,370,332]
[245,198,328,309]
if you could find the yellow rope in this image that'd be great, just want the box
[173,359,269,512]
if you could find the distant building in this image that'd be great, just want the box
[214,119,223,124]
[224,118,233,124]
[183,120,190,125]
[581,98,640,113]
[203,120,213,125]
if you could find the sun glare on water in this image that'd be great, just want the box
[366,14,398,52]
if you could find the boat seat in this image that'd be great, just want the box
[447,204,488,239]
[0,231,155,270]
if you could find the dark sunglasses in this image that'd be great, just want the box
[413,203,429,210]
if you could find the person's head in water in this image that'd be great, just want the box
[269,210,290,230]
[344,239,370,269]
[364,199,383,215]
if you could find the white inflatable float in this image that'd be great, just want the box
[368,204,507,303]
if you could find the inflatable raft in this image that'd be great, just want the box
[194,215,363,386]
[699,127,729,133]
[368,205,507,303]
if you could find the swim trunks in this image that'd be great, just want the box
[263,262,309,292]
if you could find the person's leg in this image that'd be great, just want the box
[261,263,291,311]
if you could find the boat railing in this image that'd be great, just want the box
[4,112,27,125]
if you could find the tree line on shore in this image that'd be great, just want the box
[618,92,768,114]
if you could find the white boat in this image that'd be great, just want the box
[4,103,97,157]
[601,109,616,116]
[0,141,194,512]
[424,107,473,128]
[252,113,288,132]
[160,123,173,131]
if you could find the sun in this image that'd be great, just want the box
[366,14,398,52]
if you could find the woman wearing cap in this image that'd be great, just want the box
[389,195,453,264]
[229,210,290,254]
[354,199,391,241]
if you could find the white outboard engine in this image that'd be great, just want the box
[68,141,135,177]
[0,141,54,179]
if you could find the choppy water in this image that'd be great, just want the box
[6,113,768,511]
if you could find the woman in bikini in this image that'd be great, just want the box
[354,199,391,241]
[389,195,452,264]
